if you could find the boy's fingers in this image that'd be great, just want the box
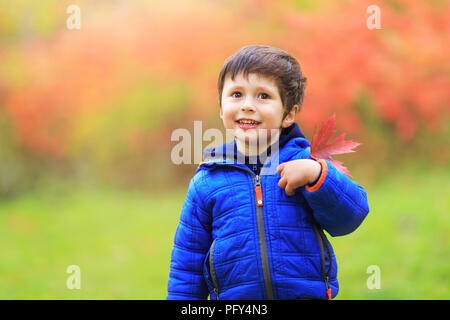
[285,183,295,196]
[276,163,284,176]
[278,176,287,189]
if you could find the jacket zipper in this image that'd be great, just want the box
[216,164,274,300]
[312,221,333,300]
[203,239,220,300]
[209,240,220,300]
[253,174,274,300]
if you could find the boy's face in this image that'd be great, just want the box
[220,72,297,154]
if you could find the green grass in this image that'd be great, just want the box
[0,182,185,299]
[332,163,450,299]
[0,163,449,299]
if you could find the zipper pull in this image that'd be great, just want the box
[255,175,263,207]
[325,276,332,300]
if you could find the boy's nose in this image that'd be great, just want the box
[240,104,256,112]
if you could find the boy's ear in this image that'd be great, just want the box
[281,104,299,128]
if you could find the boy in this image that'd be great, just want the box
[167,45,370,300]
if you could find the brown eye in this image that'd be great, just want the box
[231,92,241,98]
[259,93,269,99]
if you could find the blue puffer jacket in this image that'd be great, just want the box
[167,122,369,300]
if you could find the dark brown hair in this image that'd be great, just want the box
[217,45,307,118]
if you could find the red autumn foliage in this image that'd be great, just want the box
[283,0,450,139]
[310,114,361,178]
[0,0,448,159]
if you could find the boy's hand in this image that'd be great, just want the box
[277,159,321,196]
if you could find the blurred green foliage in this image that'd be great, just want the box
[0,106,44,198]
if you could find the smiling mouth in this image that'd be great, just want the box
[236,119,261,124]
[236,119,261,130]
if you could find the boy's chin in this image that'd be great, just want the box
[235,134,274,146]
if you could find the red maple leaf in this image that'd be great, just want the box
[310,113,361,178]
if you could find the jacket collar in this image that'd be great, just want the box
[197,122,310,174]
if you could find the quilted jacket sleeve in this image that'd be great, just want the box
[167,176,212,299]
[301,158,370,237]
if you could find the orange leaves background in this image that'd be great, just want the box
[0,0,448,192]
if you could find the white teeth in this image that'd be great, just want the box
[238,120,259,124]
